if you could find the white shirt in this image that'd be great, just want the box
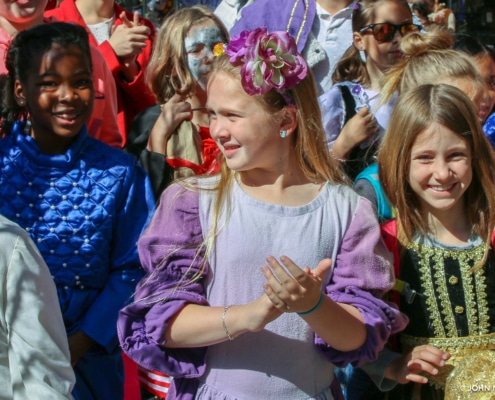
[87,15,115,45]
[311,1,356,90]
[0,215,75,399]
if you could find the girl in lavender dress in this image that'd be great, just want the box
[118,28,407,400]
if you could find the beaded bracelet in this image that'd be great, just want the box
[297,293,324,316]
[222,305,234,340]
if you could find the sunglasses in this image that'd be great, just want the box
[359,23,421,42]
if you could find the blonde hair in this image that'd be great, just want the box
[333,0,411,86]
[146,5,229,103]
[378,84,495,267]
[380,28,484,105]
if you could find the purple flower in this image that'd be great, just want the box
[225,27,308,96]
[226,29,250,63]
[351,85,363,96]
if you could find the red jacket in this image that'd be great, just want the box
[46,1,157,146]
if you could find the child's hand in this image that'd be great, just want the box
[68,330,96,366]
[147,93,193,154]
[110,12,150,72]
[385,345,450,384]
[331,107,379,160]
[261,256,332,313]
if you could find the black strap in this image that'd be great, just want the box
[338,84,357,125]
[337,85,373,181]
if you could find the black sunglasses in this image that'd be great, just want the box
[359,23,421,42]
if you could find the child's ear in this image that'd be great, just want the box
[280,105,298,137]
[14,80,26,107]
[353,31,364,52]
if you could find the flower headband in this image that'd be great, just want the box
[224,27,308,99]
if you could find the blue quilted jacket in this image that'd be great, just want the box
[0,122,155,352]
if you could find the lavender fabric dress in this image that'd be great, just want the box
[118,177,408,399]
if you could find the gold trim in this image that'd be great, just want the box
[411,242,447,337]
[401,332,495,350]
[401,333,495,389]
[408,242,486,337]
[286,0,309,46]
[474,267,490,334]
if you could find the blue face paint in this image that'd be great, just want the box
[184,24,225,90]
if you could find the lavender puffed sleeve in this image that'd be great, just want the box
[117,182,209,377]
[315,197,408,367]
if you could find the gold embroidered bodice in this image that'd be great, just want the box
[400,240,495,338]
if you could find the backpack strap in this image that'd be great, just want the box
[355,163,394,221]
[337,84,357,125]
[382,220,418,305]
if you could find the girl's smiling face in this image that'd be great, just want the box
[185,19,225,90]
[408,122,473,217]
[0,0,46,25]
[207,71,289,174]
[15,44,94,154]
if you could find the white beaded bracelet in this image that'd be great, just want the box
[222,305,234,341]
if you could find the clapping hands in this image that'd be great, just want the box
[261,256,332,314]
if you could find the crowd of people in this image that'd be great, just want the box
[0,0,494,400]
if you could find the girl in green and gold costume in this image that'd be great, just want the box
[377,84,495,400]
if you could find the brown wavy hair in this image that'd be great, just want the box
[378,84,495,268]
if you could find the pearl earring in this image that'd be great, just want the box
[18,99,25,106]
[359,50,367,63]
[280,130,287,138]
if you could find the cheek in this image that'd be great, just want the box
[408,165,428,188]
[459,163,473,186]
[0,4,9,16]
[30,91,50,109]
[187,55,201,80]
[84,92,95,112]
[375,44,392,60]
[364,42,388,65]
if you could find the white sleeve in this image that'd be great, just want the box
[360,347,401,392]
[447,11,456,31]
[214,0,256,32]
[2,225,75,399]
